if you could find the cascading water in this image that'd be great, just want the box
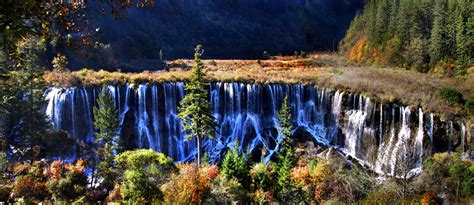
[45,82,466,176]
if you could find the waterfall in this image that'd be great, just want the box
[341,95,375,159]
[45,88,62,129]
[343,108,366,157]
[379,103,383,146]
[374,106,397,174]
[328,91,343,143]
[413,108,424,174]
[461,123,466,155]
[429,113,434,143]
[44,82,465,176]
[137,84,152,149]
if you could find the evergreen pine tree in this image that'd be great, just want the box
[409,4,424,40]
[387,0,400,37]
[93,85,120,190]
[394,0,413,67]
[418,0,434,39]
[396,0,411,46]
[366,0,377,43]
[374,0,390,45]
[1,36,48,161]
[178,45,217,166]
[430,0,448,65]
[277,95,293,152]
[221,140,251,189]
[455,0,470,72]
[446,0,460,59]
[275,148,296,201]
[275,95,297,201]
[341,0,472,73]
[467,1,474,65]
[94,86,120,162]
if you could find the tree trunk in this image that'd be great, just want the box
[197,135,201,167]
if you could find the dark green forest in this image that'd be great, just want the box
[340,0,473,75]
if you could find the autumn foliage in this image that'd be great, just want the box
[161,163,211,204]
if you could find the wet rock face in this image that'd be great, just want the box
[41,130,76,158]
[45,82,468,176]
[120,108,138,151]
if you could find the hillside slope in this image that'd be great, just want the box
[339,0,473,74]
[62,0,363,70]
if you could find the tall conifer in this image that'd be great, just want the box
[430,0,448,65]
[178,45,217,166]
[92,85,120,189]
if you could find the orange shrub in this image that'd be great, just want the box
[421,191,441,205]
[107,184,123,202]
[44,160,64,180]
[349,46,357,61]
[12,163,30,176]
[161,163,211,204]
[65,158,86,173]
[12,175,49,202]
[291,159,331,202]
[348,38,370,64]
[291,166,311,188]
[357,38,367,63]
[207,165,219,180]
[372,48,378,59]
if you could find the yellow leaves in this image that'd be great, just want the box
[162,163,211,204]
[357,39,366,63]
[349,38,369,64]
[349,46,357,61]
[291,166,311,185]
[290,159,331,190]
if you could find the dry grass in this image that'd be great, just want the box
[44,69,191,87]
[318,65,470,118]
[43,53,473,120]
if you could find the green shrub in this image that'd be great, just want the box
[250,163,273,191]
[436,88,464,106]
[464,95,474,113]
[274,150,297,201]
[364,185,399,204]
[0,152,8,183]
[208,174,250,203]
[221,141,251,189]
[45,160,88,202]
[420,153,473,198]
[48,171,87,201]
[115,149,176,202]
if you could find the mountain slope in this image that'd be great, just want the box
[65,0,363,70]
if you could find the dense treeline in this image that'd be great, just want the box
[340,0,473,75]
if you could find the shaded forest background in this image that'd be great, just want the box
[61,0,364,70]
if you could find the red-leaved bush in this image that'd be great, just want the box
[207,165,219,180]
